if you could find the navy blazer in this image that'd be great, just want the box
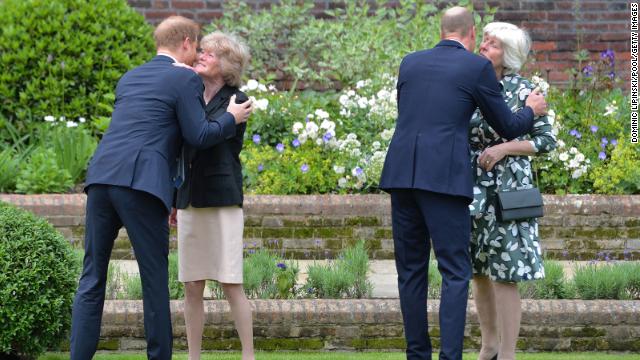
[85,55,237,211]
[379,40,535,201]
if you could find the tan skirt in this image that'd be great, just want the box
[177,206,244,283]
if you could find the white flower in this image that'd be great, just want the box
[78,117,86,123]
[255,98,269,111]
[298,133,308,144]
[572,169,584,179]
[558,152,569,162]
[333,165,345,174]
[557,139,565,148]
[350,148,361,157]
[292,122,304,134]
[575,153,585,162]
[268,84,277,92]
[380,129,394,141]
[59,116,66,121]
[320,119,335,132]
[604,102,618,116]
[315,138,323,146]
[357,97,369,109]
[314,109,330,119]
[372,141,381,150]
[66,121,78,128]
[347,90,355,97]
[245,79,259,91]
[346,133,358,141]
[355,79,371,89]
[569,147,578,155]
[305,121,319,134]
[44,115,55,122]
[258,84,267,92]
[339,94,350,107]
[568,159,580,169]
[338,177,348,188]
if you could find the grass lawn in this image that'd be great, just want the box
[40,352,640,359]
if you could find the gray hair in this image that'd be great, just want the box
[199,32,250,87]
[483,22,531,74]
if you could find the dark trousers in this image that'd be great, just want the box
[71,185,172,360]
[390,189,472,360]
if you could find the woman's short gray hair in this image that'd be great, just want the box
[483,22,531,74]
[199,31,250,87]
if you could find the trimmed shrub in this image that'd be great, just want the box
[0,202,80,358]
[0,0,154,133]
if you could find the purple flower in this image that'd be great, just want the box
[252,134,261,144]
[575,132,582,139]
[590,125,598,133]
[582,65,593,77]
[292,138,301,148]
[322,132,333,142]
[569,129,578,137]
[600,49,615,62]
[249,249,255,254]
[611,139,618,146]
[315,239,321,246]
[354,167,363,176]
[608,71,615,79]
[277,262,287,270]
[276,143,285,153]
[300,163,309,173]
[598,151,606,160]
[305,115,310,123]
[601,143,606,149]
[257,163,264,172]
[601,137,608,145]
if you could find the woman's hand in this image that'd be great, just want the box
[478,144,507,171]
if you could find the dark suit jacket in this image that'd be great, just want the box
[379,40,535,201]
[175,85,246,209]
[85,55,237,211]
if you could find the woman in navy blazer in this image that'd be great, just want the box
[175,32,255,360]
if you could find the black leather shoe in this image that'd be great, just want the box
[490,354,498,360]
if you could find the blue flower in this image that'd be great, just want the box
[582,65,593,77]
[575,132,582,139]
[292,138,301,148]
[322,132,333,142]
[611,139,618,146]
[601,137,608,145]
[569,129,578,137]
[276,143,285,153]
[258,163,264,172]
[600,49,615,62]
[277,262,287,270]
[300,163,309,173]
[305,115,310,123]
[307,287,314,294]
[598,151,606,160]
[590,125,598,133]
[354,167,363,176]
[252,134,261,144]
[608,71,615,79]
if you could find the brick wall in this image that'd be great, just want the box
[76,299,640,352]
[2,194,639,261]
[126,0,631,88]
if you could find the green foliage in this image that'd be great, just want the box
[16,148,74,194]
[427,260,443,299]
[304,240,372,298]
[243,247,299,299]
[33,123,98,184]
[592,137,640,194]
[212,0,494,88]
[168,252,183,300]
[519,260,573,299]
[572,262,640,300]
[0,202,79,357]
[0,0,154,133]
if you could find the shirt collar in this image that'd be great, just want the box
[157,52,178,63]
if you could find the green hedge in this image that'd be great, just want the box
[0,202,80,358]
[0,0,154,133]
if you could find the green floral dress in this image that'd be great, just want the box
[468,74,556,283]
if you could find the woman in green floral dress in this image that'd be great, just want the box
[468,22,557,360]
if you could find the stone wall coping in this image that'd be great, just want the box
[101,299,640,326]
[2,194,640,217]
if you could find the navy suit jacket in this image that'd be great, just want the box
[85,55,236,211]
[379,40,535,201]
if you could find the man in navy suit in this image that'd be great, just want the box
[70,16,253,360]
[379,7,547,360]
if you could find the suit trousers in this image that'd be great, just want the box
[71,185,172,360]
[390,189,472,360]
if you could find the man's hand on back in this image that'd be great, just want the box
[227,95,253,124]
